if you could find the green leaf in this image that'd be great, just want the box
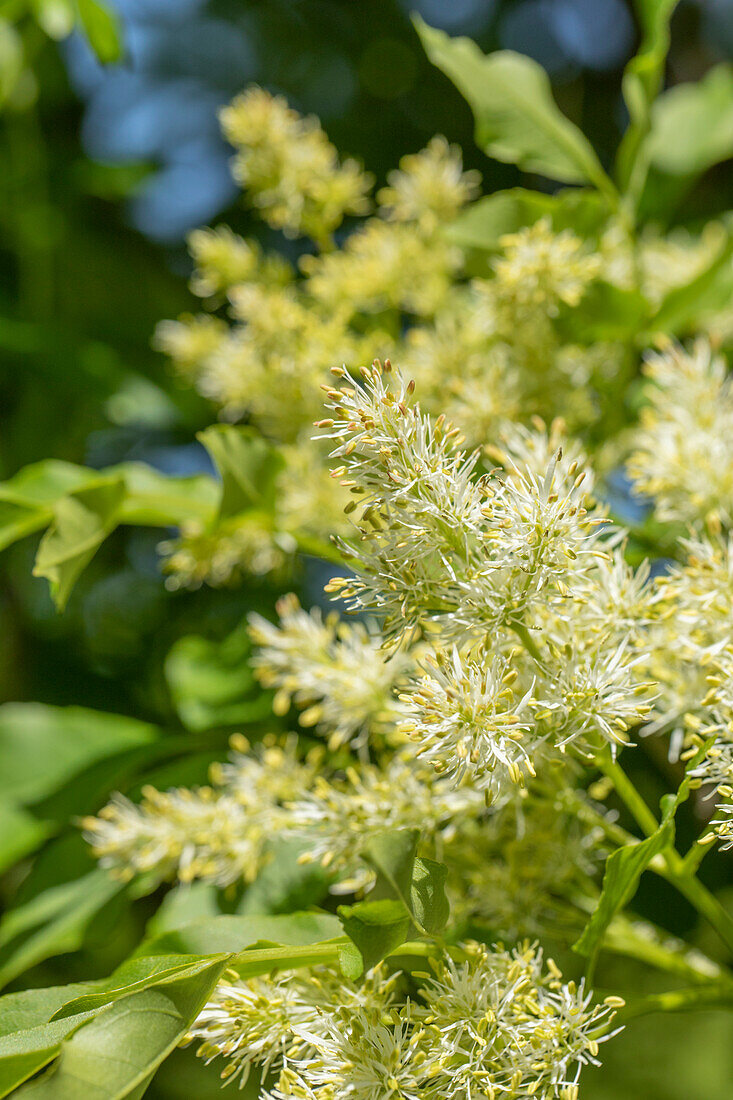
[137,912,343,959]
[616,0,679,192]
[361,828,450,936]
[0,461,217,587]
[0,1011,95,1097]
[447,187,607,251]
[0,871,124,989]
[409,858,450,936]
[574,740,713,964]
[164,623,268,733]
[198,425,283,522]
[361,829,419,908]
[0,703,157,806]
[0,804,53,875]
[0,958,205,1097]
[49,956,222,1021]
[238,838,331,917]
[114,464,217,527]
[0,460,100,507]
[414,17,612,194]
[145,886,221,940]
[554,281,651,343]
[644,231,733,337]
[13,956,228,1099]
[337,899,411,974]
[573,820,673,962]
[33,475,126,609]
[0,983,100,1039]
[75,0,123,64]
[0,461,100,554]
[648,64,733,176]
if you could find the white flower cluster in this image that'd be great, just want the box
[377,135,481,231]
[248,594,414,750]
[320,361,655,795]
[219,87,372,245]
[638,533,733,854]
[83,736,483,892]
[628,340,733,530]
[83,738,317,886]
[189,945,620,1099]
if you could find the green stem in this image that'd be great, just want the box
[614,982,733,1024]
[597,749,659,838]
[596,912,729,987]
[663,859,733,957]
[598,751,733,957]
[682,833,714,876]
[509,620,543,664]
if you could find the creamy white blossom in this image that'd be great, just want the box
[628,340,733,529]
[248,594,414,749]
[188,946,620,1099]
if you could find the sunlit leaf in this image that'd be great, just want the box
[648,64,733,176]
[415,17,612,195]
[33,475,126,610]
[13,956,228,1099]
[76,0,123,64]
[447,187,607,251]
[616,0,680,192]
[361,829,450,936]
[198,425,283,522]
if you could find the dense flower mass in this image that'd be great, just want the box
[188,945,620,1099]
[628,341,733,530]
[66,59,733,1100]
[219,87,372,245]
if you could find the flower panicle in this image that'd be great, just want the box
[187,942,621,1099]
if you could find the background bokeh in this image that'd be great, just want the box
[1,1,733,1095]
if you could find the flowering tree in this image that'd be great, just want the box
[3,7,733,1097]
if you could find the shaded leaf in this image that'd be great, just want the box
[137,912,342,959]
[337,899,411,974]
[0,804,53,875]
[146,886,221,940]
[237,839,331,917]
[0,703,157,806]
[0,871,124,990]
[555,281,651,343]
[644,231,733,337]
[164,623,268,733]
